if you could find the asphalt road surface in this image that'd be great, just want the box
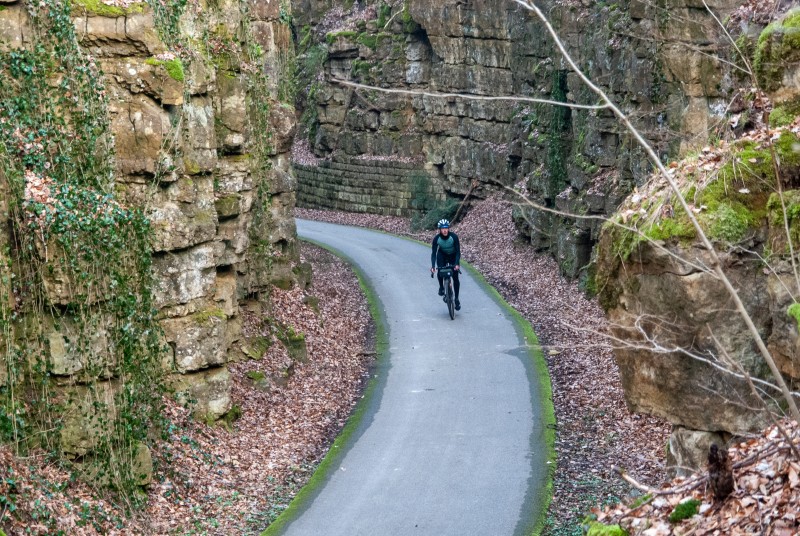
[276,219,549,536]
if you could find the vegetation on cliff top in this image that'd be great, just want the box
[603,124,800,262]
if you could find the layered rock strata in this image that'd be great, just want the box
[293,0,742,278]
[0,0,298,464]
[295,156,443,215]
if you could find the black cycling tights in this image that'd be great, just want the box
[438,272,460,299]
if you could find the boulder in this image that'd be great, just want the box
[130,441,154,486]
[173,366,232,420]
[601,241,770,434]
[161,308,229,373]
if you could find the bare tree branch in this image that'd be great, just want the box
[512,0,800,424]
[327,77,611,110]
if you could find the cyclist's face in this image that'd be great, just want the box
[440,228,449,237]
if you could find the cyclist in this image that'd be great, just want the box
[430,219,461,310]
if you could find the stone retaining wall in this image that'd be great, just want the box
[295,158,442,216]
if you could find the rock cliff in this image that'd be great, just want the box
[292,0,743,277]
[596,5,800,472]
[0,0,298,486]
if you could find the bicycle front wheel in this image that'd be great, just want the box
[447,278,455,320]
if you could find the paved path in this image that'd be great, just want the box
[276,219,549,536]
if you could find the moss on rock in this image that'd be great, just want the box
[586,522,628,536]
[788,302,800,331]
[754,8,800,92]
[668,498,700,523]
[73,0,146,17]
[607,131,800,259]
[326,30,358,44]
[193,307,226,325]
[145,57,185,82]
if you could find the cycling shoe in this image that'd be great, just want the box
[438,287,445,296]
[455,300,461,311]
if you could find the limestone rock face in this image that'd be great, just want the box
[596,133,800,468]
[173,367,233,421]
[162,310,229,373]
[599,240,771,434]
[295,0,747,276]
[59,382,119,458]
[0,0,298,466]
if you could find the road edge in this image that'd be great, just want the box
[462,262,556,536]
[260,237,389,536]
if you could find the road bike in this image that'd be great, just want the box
[433,265,457,320]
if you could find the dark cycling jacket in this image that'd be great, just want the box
[431,232,461,269]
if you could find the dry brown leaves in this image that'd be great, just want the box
[0,447,128,535]
[141,243,373,535]
[0,242,373,535]
[595,420,800,536]
[728,0,787,27]
[297,200,670,528]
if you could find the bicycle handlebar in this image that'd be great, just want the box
[431,265,458,277]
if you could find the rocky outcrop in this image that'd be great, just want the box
[596,5,800,469]
[0,0,298,475]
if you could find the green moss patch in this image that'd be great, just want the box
[586,522,628,536]
[767,190,800,253]
[193,307,226,325]
[609,131,800,255]
[246,370,266,382]
[325,30,358,44]
[145,57,185,82]
[73,0,145,17]
[668,498,701,523]
[788,302,800,331]
[755,8,800,91]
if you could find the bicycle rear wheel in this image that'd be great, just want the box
[447,278,455,320]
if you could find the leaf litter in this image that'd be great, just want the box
[0,243,374,535]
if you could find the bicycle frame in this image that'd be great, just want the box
[438,265,457,320]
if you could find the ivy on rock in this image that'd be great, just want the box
[0,0,165,506]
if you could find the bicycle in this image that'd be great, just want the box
[432,265,457,320]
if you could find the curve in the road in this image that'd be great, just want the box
[263,220,554,536]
